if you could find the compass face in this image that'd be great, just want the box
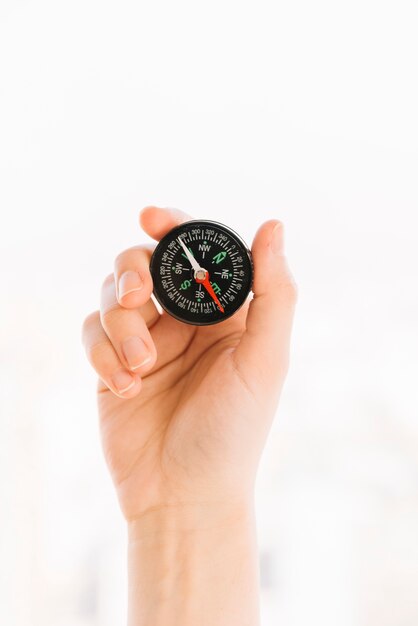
[149,220,253,326]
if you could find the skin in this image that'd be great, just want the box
[81,206,298,625]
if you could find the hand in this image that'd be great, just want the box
[82,206,298,522]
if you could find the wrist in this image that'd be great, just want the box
[127,496,255,540]
[127,497,260,626]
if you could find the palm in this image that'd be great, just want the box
[97,301,261,521]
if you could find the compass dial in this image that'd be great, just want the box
[149,220,253,326]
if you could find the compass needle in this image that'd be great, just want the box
[196,272,224,313]
[177,236,201,273]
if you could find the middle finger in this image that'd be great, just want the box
[100,274,158,374]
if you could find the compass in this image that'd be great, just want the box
[149,220,253,326]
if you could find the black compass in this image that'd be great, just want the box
[149,220,253,326]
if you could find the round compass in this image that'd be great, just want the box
[149,220,253,326]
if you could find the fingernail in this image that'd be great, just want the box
[122,336,152,370]
[270,222,284,254]
[112,369,136,394]
[118,271,143,299]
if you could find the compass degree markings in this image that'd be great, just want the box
[176,235,225,313]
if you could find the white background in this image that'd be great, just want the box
[1,1,417,625]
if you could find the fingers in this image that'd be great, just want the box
[232,219,298,387]
[82,311,142,399]
[82,269,159,400]
[100,274,158,374]
[139,205,193,241]
[82,207,195,398]
[114,246,160,325]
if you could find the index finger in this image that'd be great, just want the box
[139,206,193,241]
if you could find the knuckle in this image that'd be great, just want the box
[100,304,120,328]
[81,311,100,344]
[287,277,299,302]
[114,250,128,268]
[86,339,111,370]
[100,274,118,311]
[101,273,115,292]
[278,274,298,303]
[115,245,153,270]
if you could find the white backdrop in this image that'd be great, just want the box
[1,1,417,625]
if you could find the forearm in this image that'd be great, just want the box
[127,499,260,626]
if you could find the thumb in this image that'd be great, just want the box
[232,219,298,389]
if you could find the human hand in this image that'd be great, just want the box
[82,206,298,522]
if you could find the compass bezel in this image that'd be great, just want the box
[149,219,254,326]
